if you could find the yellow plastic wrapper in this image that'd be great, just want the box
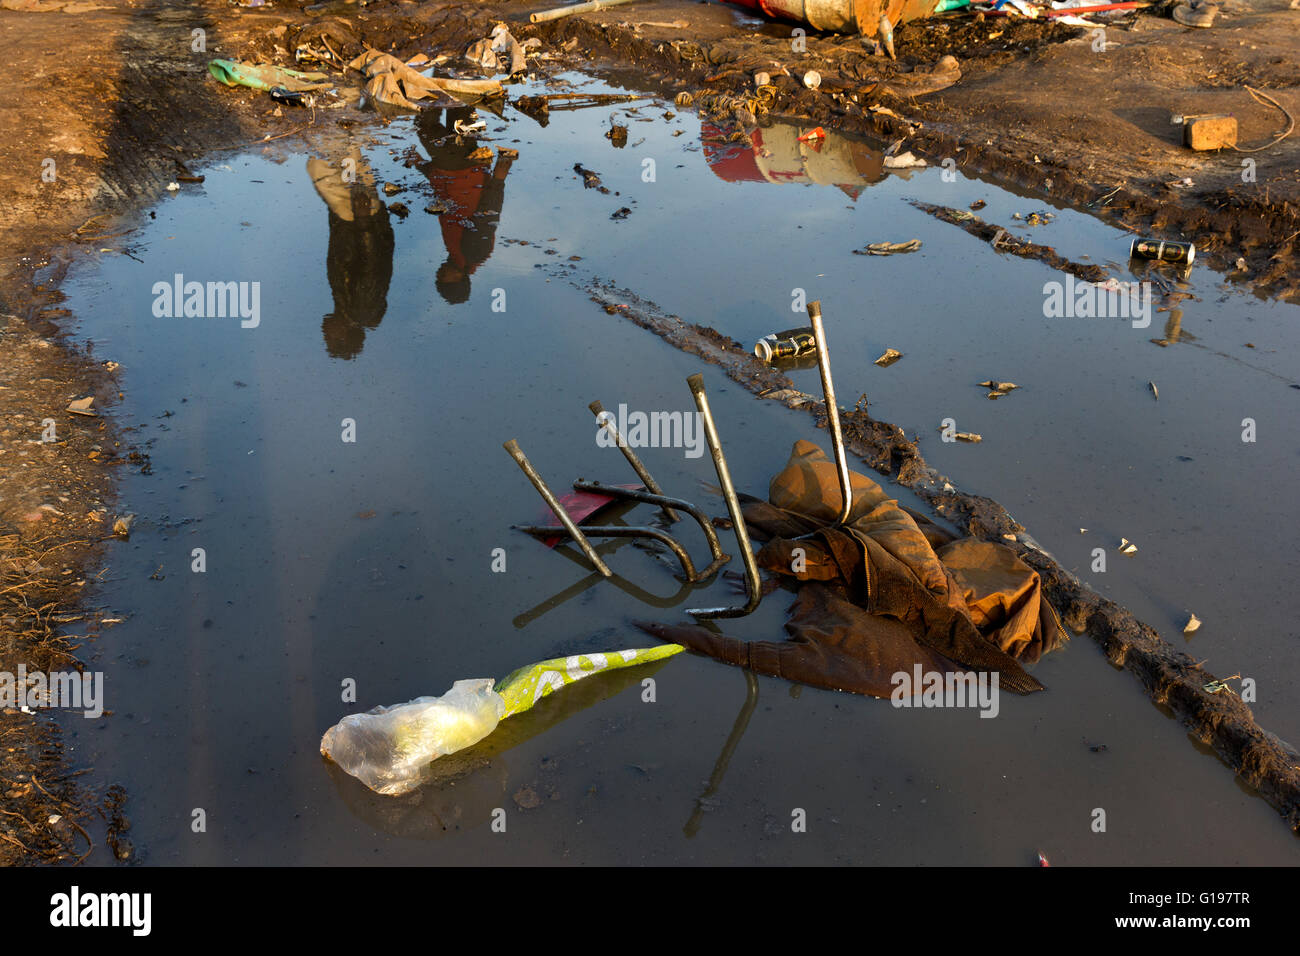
[496,645,684,717]
[321,645,683,795]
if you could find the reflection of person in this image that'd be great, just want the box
[307,149,395,359]
[416,107,513,305]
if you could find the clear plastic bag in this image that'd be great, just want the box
[320,679,505,796]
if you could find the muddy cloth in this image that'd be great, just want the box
[641,440,1065,696]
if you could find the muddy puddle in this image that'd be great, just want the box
[54,70,1300,864]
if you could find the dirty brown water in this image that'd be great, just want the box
[52,71,1300,864]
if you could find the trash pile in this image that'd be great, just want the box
[503,301,1067,707]
[724,0,1190,38]
[322,297,1072,796]
[209,47,506,113]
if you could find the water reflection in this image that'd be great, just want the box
[308,148,395,360]
[701,120,891,198]
[416,107,514,305]
[513,521,701,629]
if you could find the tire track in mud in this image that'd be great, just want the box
[557,264,1300,837]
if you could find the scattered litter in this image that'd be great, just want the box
[1203,674,1240,696]
[1037,852,1050,867]
[914,202,1109,282]
[755,328,817,363]
[1131,237,1195,265]
[166,182,180,192]
[611,206,633,220]
[938,424,983,443]
[1149,380,1159,401]
[978,380,1019,399]
[607,122,628,148]
[1119,538,1138,554]
[453,116,487,136]
[874,348,904,367]
[803,70,822,90]
[66,396,96,417]
[883,151,926,169]
[112,514,135,537]
[757,387,816,407]
[269,87,310,107]
[970,199,986,211]
[1183,613,1201,634]
[797,126,826,144]
[857,239,922,256]
[465,23,528,77]
[573,163,609,193]
[348,49,502,111]
[208,59,330,93]
[1013,210,1054,226]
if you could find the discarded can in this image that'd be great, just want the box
[269,87,307,106]
[1130,237,1196,265]
[755,327,818,362]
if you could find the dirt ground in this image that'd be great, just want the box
[0,0,1296,863]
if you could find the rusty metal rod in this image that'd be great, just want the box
[504,439,612,577]
[530,0,644,23]
[589,399,679,521]
[516,524,698,582]
[573,479,730,579]
[807,300,854,525]
[685,373,761,619]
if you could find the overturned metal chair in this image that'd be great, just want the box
[504,374,763,614]
[504,302,852,620]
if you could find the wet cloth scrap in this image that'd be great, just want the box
[640,440,1065,696]
[347,49,503,109]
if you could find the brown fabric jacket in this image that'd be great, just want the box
[640,441,1065,696]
